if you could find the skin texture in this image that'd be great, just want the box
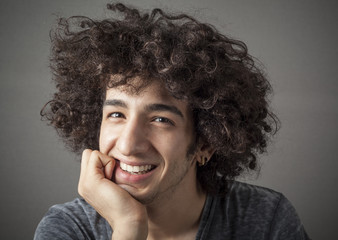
[78,79,213,239]
[100,80,196,203]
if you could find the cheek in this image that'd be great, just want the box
[155,132,192,160]
[99,124,116,154]
[98,127,106,152]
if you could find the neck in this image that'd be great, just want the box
[145,169,207,239]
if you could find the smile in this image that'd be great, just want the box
[120,162,156,175]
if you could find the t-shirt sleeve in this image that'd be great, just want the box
[34,206,87,240]
[34,199,112,240]
[269,194,311,240]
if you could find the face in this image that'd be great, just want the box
[99,79,199,205]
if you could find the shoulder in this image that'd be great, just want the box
[227,181,284,212]
[217,181,287,227]
[34,198,111,240]
[205,181,310,239]
[227,181,282,199]
[46,198,98,221]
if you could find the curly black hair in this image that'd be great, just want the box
[41,3,278,195]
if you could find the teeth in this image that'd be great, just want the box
[120,162,154,175]
[133,166,140,172]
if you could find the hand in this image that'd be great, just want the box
[78,149,148,240]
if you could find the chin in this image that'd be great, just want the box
[131,192,159,205]
[119,184,157,205]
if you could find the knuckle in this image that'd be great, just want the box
[92,150,100,156]
[82,149,92,156]
[82,149,92,162]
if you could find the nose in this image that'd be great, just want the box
[116,118,150,156]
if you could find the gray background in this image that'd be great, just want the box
[1,0,337,239]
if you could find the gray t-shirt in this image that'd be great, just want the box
[34,181,310,239]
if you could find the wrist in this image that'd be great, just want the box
[109,208,148,240]
[111,219,148,240]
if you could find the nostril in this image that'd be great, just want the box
[116,132,150,155]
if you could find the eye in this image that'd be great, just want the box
[152,117,174,126]
[108,112,125,118]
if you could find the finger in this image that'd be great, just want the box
[104,160,116,180]
[81,149,92,171]
[78,149,93,197]
[79,149,92,184]
[88,150,115,174]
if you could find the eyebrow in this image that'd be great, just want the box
[103,99,127,108]
[103,99,184,119]
[145,104,184,119]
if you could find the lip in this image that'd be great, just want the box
[112,156,156,166]
[114,160,158,184]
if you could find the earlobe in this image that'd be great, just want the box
[198,156,209,166]
[196,140,215,166]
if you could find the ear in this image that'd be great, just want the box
[195,139,215,167]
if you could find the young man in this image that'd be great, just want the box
[35,3,310,240]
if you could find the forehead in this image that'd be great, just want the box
[104,78,190,113]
